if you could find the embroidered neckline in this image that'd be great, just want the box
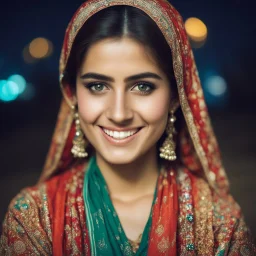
[128,233,143,253]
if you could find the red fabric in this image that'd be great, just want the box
[47,164,92,256]
[148,168,178,255]
[47,164,178,255]
[47,172,68,255]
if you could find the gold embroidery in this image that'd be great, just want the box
[128,233,142,254]
[194,177,214,255]
[155,224,164,236]
[40,185,52,242]
[98,238,107,250]
[177,168,195,255]
[13,241,26,254]
[157,237,170,253]
[0,186,52,255]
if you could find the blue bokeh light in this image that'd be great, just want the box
[205,76,227,96]
[8,74,26,94]
[0,80,20,102]
[19,83,35,101]
[202,73,229,108]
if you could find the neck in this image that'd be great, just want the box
[95,147,159,201]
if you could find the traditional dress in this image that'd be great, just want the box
[0,0,255,255]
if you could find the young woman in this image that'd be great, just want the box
[1,0,255,255]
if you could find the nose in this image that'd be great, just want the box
[105,90,133,124]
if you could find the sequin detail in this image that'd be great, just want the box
[186,243,195,251]
[177,168,196,255]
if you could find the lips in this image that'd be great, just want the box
[105,129,137,139]
[99,126,142,132]
[99,126,143,145]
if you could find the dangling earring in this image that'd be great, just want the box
[71,112,88,158]
[159,111,177,161]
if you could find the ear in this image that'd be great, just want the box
[169,99,180,113]
[73,93,78,106]
[70,83,78,107]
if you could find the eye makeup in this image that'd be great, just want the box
[83,81,156,95]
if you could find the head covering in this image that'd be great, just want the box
[38,0,229,195]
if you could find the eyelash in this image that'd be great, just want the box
[84,81,155,95]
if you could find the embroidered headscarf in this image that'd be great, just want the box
[38,0,229,197]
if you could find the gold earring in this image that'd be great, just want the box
[159,111,177,161]
[71,112,88,158]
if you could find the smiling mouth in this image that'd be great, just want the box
[99,126,142,140]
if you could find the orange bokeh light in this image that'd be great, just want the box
[185,17,208,43]
[29,37,52,59]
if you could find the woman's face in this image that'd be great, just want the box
[76,37,173,165]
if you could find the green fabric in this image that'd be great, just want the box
[83,155,158,256]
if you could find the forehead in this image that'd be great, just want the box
[79,37,161,72]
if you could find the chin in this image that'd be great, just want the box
[95,143,156,166]
[99,152,138,165]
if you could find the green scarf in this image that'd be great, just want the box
[83,155,158,256]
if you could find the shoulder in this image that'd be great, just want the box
[44,161,86,203]
[0,163,87,255]
[211,190,255,255]
[0,183,52,255]
[193,175,255,255]
[181,171,255,254]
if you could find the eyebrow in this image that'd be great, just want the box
[80,72,163,82]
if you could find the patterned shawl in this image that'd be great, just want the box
[1,0,255,255]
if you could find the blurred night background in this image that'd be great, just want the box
[0,0,255,240]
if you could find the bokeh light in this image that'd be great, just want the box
[0,80,20,102]
[23,45,37,64]
[203,74,228,107]
[185,17,208,48]
[45,40,53,57]
[29,37,53,59]
[0,74,32,102]
[205,75,227,96]
[8,74,26,94]
[19,83,35,101]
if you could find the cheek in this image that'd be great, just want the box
[76,87,103,124]
[137,91,170,124]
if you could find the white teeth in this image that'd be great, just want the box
[103,128,139,139]
[113,131,119,138]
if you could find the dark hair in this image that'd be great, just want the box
[64,5,177,99]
